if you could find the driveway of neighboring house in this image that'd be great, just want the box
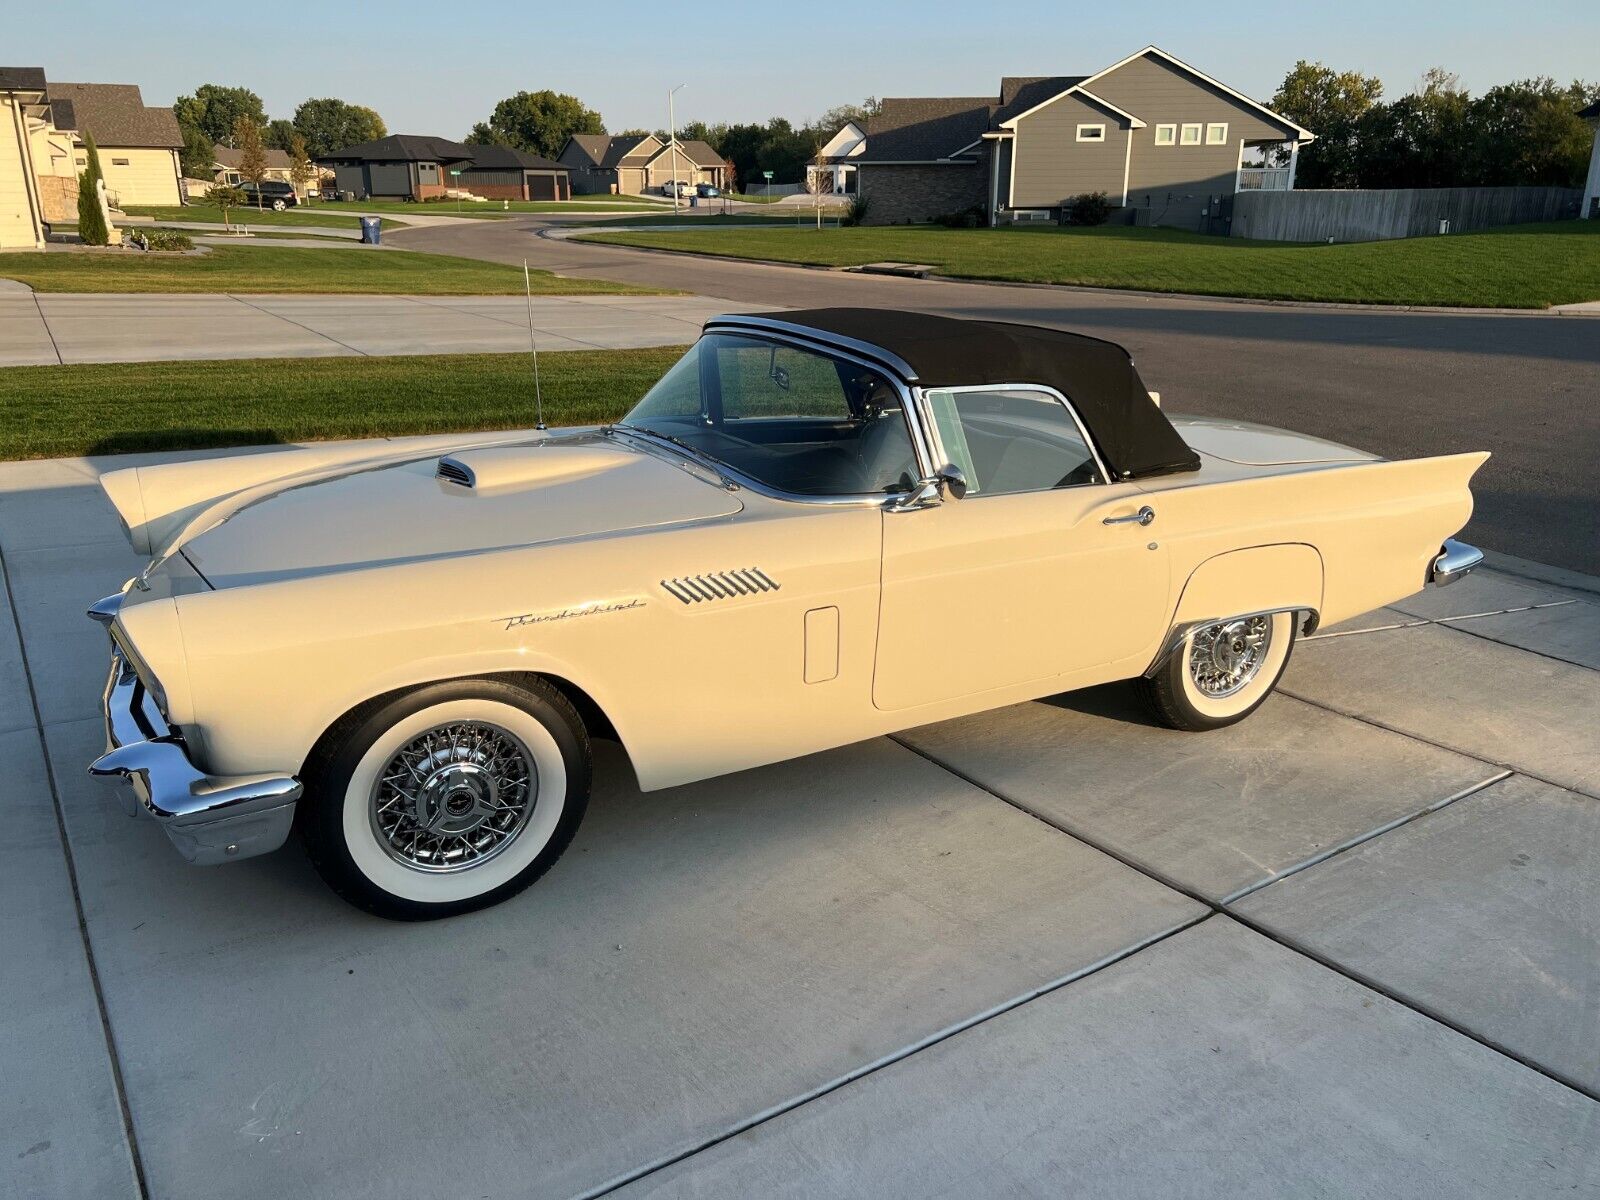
[2,438,1598,1199]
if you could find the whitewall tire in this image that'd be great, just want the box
[300,678,590,920]
[1138,611,1297,732]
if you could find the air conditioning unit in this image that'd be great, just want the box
[1011,209,1051,223]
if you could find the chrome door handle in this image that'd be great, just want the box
[1103,506,1155,527]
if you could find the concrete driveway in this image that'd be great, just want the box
[3,441,1597,1199]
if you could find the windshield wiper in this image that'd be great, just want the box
[612,424,734,486]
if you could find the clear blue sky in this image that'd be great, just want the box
[12,0,1598,136]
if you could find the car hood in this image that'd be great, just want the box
[179,434,742,588]
[1167,414,1379,466]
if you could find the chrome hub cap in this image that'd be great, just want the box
[1189,616,1272,698]
[370,722,537,873]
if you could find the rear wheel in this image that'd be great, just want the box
[271,198,287,211]
[300,678,589,920]
[1138,611,1296,732]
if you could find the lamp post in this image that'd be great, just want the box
[668,83,686,215]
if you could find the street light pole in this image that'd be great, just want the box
[668,83,686,215]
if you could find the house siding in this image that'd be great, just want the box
[859,160,986,225]
[97,146,180,206]
[1009,92,1130,208]
[1,95,44,249]
[1090,53,1295,229]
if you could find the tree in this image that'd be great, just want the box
[292,97,387,158]
[466,90,604,159]
[816,97,881,136]
[1270,61,1383,187]
[179,124,214,179]
[76,132,110,246]
[208,183,247,231]
[234,115,269,209]
[803,145,833,227]
[1470,77,1600,186]
[288,132,318,202]
[264,118,297,151]
[173,84,266,148]
[1355,68,1473,188]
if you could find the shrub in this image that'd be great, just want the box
[208,184,247,231]
[934,203,987,229]
[843,193,871,226]
[76,133,110,246]
[135,230,194,252]
[1066,191,1110,226]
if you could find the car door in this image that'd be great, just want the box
[873,386,1171,711]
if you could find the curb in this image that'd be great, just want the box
[558,231,1600,318]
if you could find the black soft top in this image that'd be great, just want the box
[719,308,1200,480]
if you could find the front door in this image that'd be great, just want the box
[873,387,1170,711]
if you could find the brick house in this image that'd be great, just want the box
[854,46,1313,229]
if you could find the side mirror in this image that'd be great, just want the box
[936,463,968,500]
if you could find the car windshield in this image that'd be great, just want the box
[618,333,920,496]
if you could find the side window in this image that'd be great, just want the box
[926,388,1103,496]
[716,342,851,419]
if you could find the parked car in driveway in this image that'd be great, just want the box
[87,309,1486,920]
[696,183,719,198]
[234,180,299,210]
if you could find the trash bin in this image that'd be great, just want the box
[359,216,381,245]
[689,195,698,208]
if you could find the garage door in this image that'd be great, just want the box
[528,174,558,201]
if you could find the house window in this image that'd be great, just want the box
[1076,123,1106,143]
[1154,124,1176,146]
[1180,124,1202,145]
[1206,123,1229,145]
[111,157,130,166]
[75,156,86,166]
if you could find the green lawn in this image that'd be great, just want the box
[579,220,1600,309]
[0,245,662,294]
[580,212,840,228]
[122,205,408,230]
[0,348,684,459]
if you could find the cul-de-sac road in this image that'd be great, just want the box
[393,215,1600,576]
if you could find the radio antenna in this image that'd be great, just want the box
[524,261,546,430]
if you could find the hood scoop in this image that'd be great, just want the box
[437,443,633,494]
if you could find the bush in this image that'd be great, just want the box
[934,203,987,229]
[134,230,194,252]
[76,133,110,246]
[843,193,871,227]
[1065,191,1110,226]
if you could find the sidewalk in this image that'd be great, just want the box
[0,292,758,366]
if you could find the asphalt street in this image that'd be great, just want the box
[390,215,1600,574]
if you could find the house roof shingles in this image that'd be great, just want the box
[1580,98,1600,120]
[46,82,182,148]
[862,97,995,162]
[321,134,475,163]
[214,146,297,170]
[0,66,48,93]
[993,76,1085,124]
[464,144,568,172]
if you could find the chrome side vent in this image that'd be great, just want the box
[661,569,780,605]
[436,456,474,487]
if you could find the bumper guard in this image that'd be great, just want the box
[87,594,301,865]
[1430,539,1483,588]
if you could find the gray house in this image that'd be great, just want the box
[854,46,1313,229]
[320,135,475,200]
[454,145,571,201]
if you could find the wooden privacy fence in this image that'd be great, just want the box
[1231,187,1582,242]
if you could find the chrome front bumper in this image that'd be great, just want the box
[87,596,301,866]
[1430,539,1484,588]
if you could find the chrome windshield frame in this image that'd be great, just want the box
[615,326,936,507]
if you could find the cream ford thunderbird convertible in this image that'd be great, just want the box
[89,309,1487,919]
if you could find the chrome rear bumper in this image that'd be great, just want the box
[87,595,301,866]
[1430,539,1483,588]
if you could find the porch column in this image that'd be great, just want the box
[1288,141,1300,191]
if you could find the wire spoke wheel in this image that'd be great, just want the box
[1188,615,1273,699]
[369,721,537,873]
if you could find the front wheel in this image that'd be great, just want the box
[271,199,287,211]
[1137,611,1297,732]
[300,678,589,920]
